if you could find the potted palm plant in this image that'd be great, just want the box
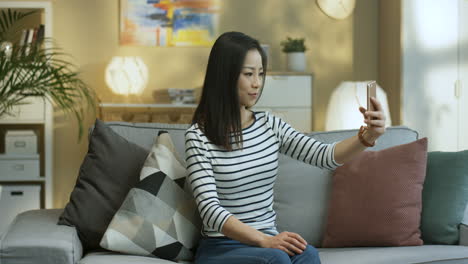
[280,36,307,72]
[0,9,95,139]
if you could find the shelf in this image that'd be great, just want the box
[99,103,197,108]
[0,177,44,182]
[0,120,44,125]
[0,1,53,211]
[0,2,51,9]
[0,153,39,159]
[268,71,314,76]
[98,103,196,123]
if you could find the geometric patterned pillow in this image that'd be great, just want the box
[100,131,201,261]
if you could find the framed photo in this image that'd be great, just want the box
[120,0,220,47]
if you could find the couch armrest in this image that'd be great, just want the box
[460,224,468,246]
[0,209,82,264]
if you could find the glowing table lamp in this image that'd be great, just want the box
[105,56,148,95]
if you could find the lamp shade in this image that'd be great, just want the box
[105,56,148,95]
[325,81,392,131]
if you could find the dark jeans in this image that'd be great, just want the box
[194,237,321,264]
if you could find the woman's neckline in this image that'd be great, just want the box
[241,110,256,131]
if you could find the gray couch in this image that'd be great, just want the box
[1,122,468,264]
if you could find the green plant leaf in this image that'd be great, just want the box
[0,10,96,140]
[0,9,36,42]
[280,36,307,53]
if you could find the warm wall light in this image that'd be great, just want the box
[105,56,148,95]
[325,81,392,131]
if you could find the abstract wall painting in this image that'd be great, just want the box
[120,0,220,47]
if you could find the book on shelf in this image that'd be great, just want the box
[19,29,27,48]
[24,28,34,55]
[17,25,45,56]
[32,28,38,44]
[36,24,45,43]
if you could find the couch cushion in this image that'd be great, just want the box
[322,138,428,247]
[79,246,468,264]
[273,126,419,246]
[421,150,468,245]
[414,259,468,264]
[0,209,82,264]
[99,123,422,248]
[318,245,468,264]
[58,119,149,250]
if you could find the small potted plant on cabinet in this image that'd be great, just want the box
[280,36,307,72]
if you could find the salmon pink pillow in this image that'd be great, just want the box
[322,138,428,247]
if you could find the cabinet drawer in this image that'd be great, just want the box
[257,75,312,108]
[0,184,41,235]
[279,108,312,132]
[0,155,40,180]
[0,97,45,122]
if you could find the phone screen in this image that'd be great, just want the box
[367,81,377,120]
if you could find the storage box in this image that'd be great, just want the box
[0,154,40,180]
[0,184,41,236]
[5,130,38,154]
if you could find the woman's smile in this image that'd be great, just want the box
[248,93,258,98]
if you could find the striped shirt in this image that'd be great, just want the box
[185,111,342,237]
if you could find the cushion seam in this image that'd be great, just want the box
[411,256,468,264]
[71,225,75,264]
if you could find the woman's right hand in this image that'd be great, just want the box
[259,231,308,256]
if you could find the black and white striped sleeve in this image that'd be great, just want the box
[185,129,232,233]
[268,114,342,170]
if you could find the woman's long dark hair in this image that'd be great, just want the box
[192,31,267,150]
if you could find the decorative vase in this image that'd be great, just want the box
[286,52,306,72]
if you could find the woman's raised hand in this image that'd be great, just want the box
[359,97,386,139]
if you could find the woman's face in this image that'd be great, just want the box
[237,49,264,109]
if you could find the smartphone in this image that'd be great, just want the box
[367,81,377,120]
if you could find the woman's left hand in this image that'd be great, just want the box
[359,97,386,139]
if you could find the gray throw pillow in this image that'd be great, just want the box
[421,150,468,244]
[100,131,201,261]
[58,119,149,251]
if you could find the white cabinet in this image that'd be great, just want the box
[400,0,468,151]
[0,1,53,234]
[0,184,41,235]
[254,74,313,132]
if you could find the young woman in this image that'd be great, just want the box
[185,31,386,264]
